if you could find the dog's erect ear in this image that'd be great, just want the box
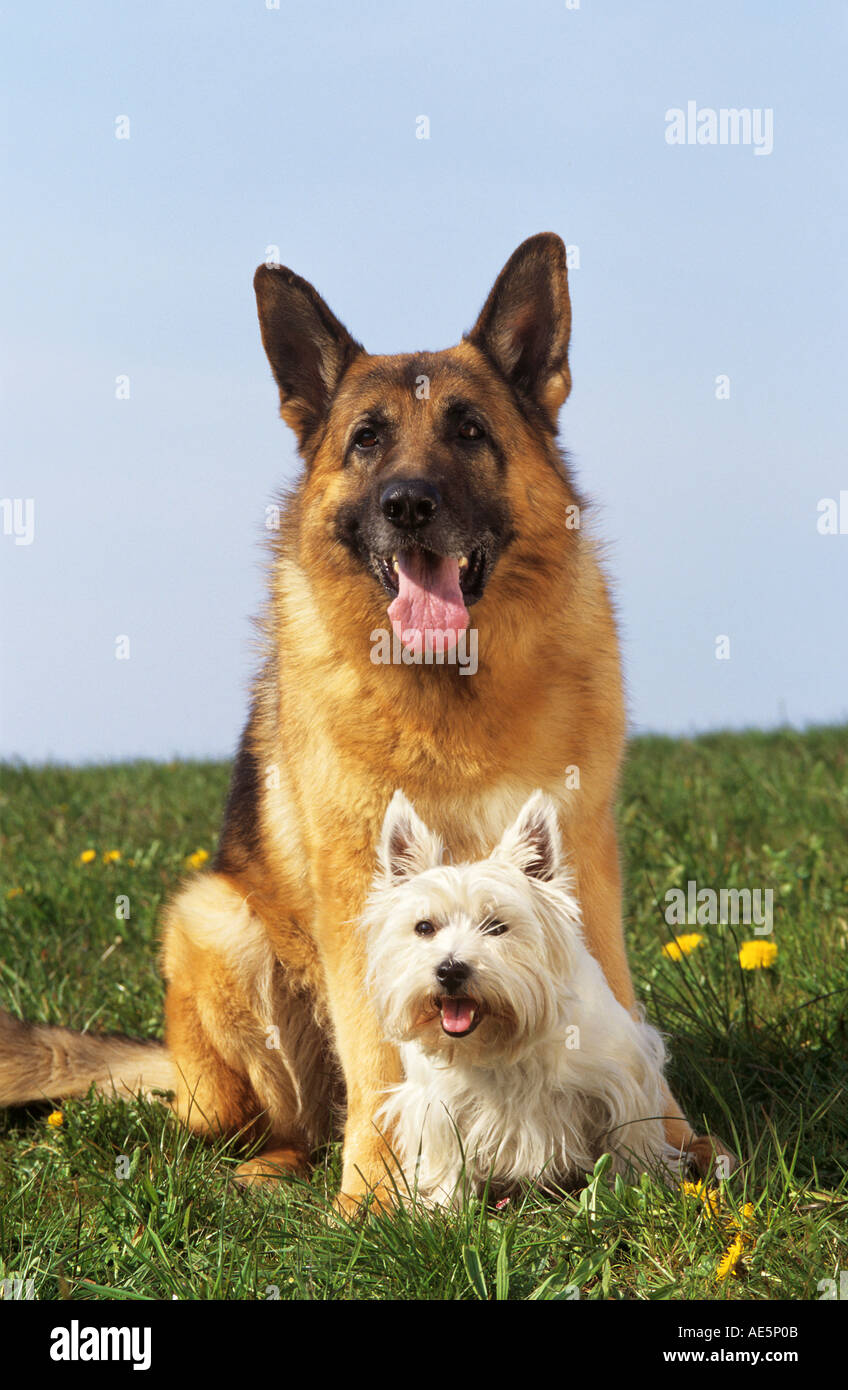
[466,233,572,428]
[378,791,445,883]
[496,791,562,881]
[254,264,363,451]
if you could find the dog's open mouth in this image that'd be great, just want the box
[373,547,484,600]
[372,547,485,647]
[438,996,482,1038]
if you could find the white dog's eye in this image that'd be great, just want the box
[482,919,508,936]
[414,920,436,937]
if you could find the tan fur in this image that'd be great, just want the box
[1,237,731,1204]
[0,1008,174,1104]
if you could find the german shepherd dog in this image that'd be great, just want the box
[0,234,729,1208]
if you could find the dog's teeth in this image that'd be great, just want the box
[392,555,399,574]
[458,555,469,570]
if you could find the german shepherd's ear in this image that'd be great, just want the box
[254,264,363,450]
[466,233,572,428]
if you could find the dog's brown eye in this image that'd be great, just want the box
[483,920,508,936]
[354,427,379,449]
[458,420,484,441]
[414,920,435,937]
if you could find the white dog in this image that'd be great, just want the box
[363,790,681,1206]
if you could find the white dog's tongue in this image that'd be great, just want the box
[388,551,469,653]
[440,997,475,1035]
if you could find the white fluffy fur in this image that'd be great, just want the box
[363,790,681,1207]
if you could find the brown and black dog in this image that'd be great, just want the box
[0,234,730,1208]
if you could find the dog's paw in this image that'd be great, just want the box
[233,1146,309,1188]
[683,1134,740,1181]
[332,1185,399,1222]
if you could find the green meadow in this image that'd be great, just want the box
[1,727,846,1300]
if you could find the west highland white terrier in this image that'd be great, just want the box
[363,790,681,1206]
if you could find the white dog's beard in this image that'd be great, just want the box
[403,990,521,1057]
[408,993,484,1039]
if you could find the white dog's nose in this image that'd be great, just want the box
[435,957,470,992]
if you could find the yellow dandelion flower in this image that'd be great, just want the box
[738,940,778,971]
[103,849,121,863]
[79,849,96,864]
[731,1203,757,1243]
[681,1180,705,1199]
[6,887,23,900]
[662,932,704,961]
[716,1233,745,1281]
[186,849,209,870]
[681,1180,723,1216]
[47,1110,64,1128]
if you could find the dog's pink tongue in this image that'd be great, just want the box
[388,551,469,654]
[440,998,475,1035]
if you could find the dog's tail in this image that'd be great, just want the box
[0,1008,175,1106]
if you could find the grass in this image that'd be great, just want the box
[1,727,847,1300]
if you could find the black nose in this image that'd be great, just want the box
[435,957,470,993]
[380,479,441,530]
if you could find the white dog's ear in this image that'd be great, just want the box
[378,791,445,882]
[496,791,562,881]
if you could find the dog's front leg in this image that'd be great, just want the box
[314,883,404,1215]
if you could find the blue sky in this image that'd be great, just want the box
[2,0,846,761]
